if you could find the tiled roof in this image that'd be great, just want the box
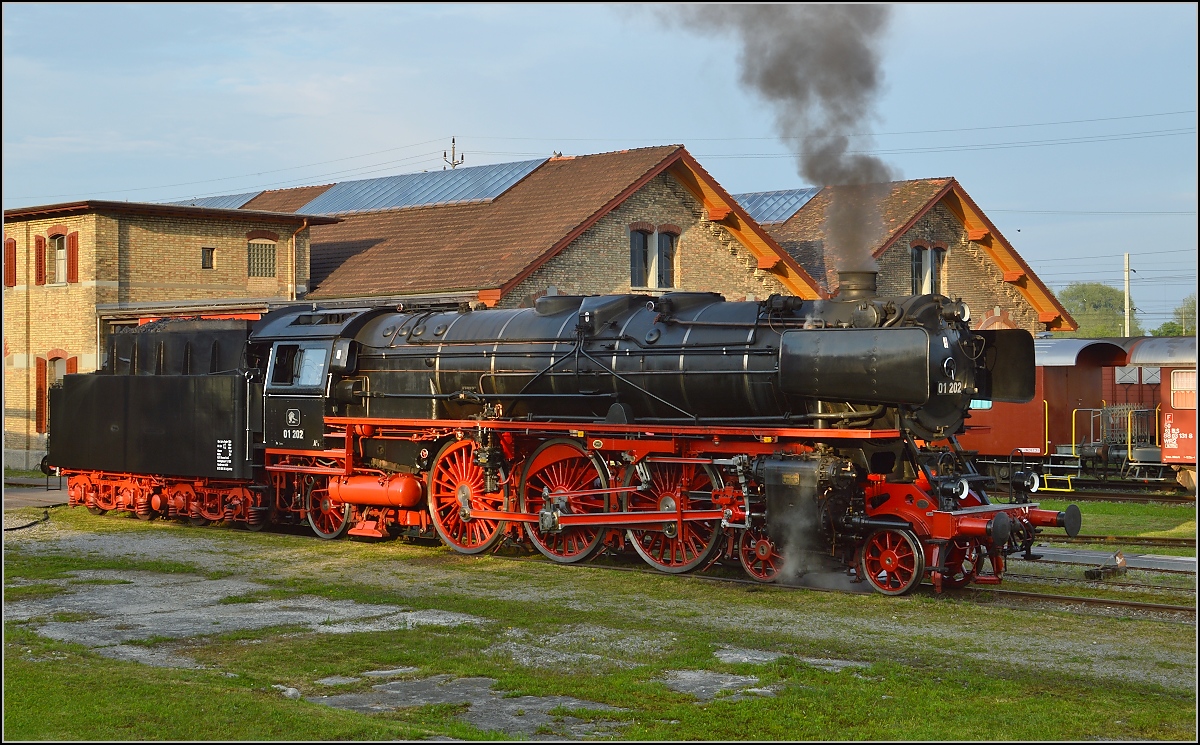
[307,146,686,299]
[763,178,953,293]
[242,184,336,213]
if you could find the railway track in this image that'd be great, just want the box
[1053,535,1196,549]
[496,550,1198,614]
[1004,572,1196,593]
[1027,490,1195,505]
[965,586,1196,615]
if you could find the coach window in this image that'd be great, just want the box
[248,240,276,278]
[1172,369,1196,409]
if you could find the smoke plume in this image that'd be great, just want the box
[662,5,897,272]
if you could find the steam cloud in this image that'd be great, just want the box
[661,5,898,273]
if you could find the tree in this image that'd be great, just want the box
[1153,293,1197,336]
[1056,282,1142,337]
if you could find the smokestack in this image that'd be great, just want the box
[836,270,877,301]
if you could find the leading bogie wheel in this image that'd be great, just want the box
[306,478,352,540]
[427,439,507,554]
[520,438,610,564]
[623,460,723,574]
[939,538,982,589]
[738,527,783,583]
[859,528,926,595]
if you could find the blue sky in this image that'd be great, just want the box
[3,3,1196,326]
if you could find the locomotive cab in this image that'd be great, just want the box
[264,341,333,450]
[250,307,383,452]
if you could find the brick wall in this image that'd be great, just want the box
[3,210,312,468]
[502,173,790,307]
[880,202,1043,333]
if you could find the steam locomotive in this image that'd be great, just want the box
[49,270,1081,595]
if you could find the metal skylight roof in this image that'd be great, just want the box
[297,158,548,216]
[733,187,822,225]
[163,191,263,210]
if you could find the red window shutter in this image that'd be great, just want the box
[34,236,46,286]
[67,232,79,283]
[36,357,47,433]
[3,238,15,287]
[67,356,78,374]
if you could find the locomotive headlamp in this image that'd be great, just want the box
[1012,469,1040,493]
[937,477,970,500]
[958,302,971,323]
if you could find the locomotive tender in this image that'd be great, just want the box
[50,270,1081,595]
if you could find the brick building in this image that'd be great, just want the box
[245,145,823,307]
[735,179,1076,334]
[2,201,337,469]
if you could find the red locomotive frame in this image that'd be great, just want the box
[66,415,1070,594]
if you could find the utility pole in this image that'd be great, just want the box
[1124,253,1131,337]
[443,138,464,170]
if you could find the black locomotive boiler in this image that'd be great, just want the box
[50,271,1081,594]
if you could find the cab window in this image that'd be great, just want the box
[270,345,328,388]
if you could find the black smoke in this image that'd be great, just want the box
[660,5,898,272]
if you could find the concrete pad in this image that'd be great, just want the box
[313,674,626,739]
[714,647,784,664]
[4,570,485,669]
[1019,546,1197,573]
[316,676,362,686]
[794,656,870,672]
[659,669,769,702]
[361,667,420,677]
[3,486,68,511]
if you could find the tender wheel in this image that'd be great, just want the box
[940,538,981,589]
[520,439,609,564]
[623,460,723,574]
[859,528,926,595]
[306,478,352,540]
[738,527,783,583]
[427,439,506,554]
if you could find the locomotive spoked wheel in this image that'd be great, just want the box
[622,461,723,574]
[859,528,926,595]
[306,478,353,540]
[738,527,783,583]
[939,538,981,589]
[428,439,507,554]
[520,438,609,564]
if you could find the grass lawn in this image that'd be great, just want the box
[4,505,1196,741]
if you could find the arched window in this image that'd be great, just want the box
[630,230,651,287]
[657,232,676,288]
[49,235,68,284]
[248,240,277,278]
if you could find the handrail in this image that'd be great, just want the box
[1156,404,1162,447]
[1071,407,1079,456]
[1044,399,1050,456]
